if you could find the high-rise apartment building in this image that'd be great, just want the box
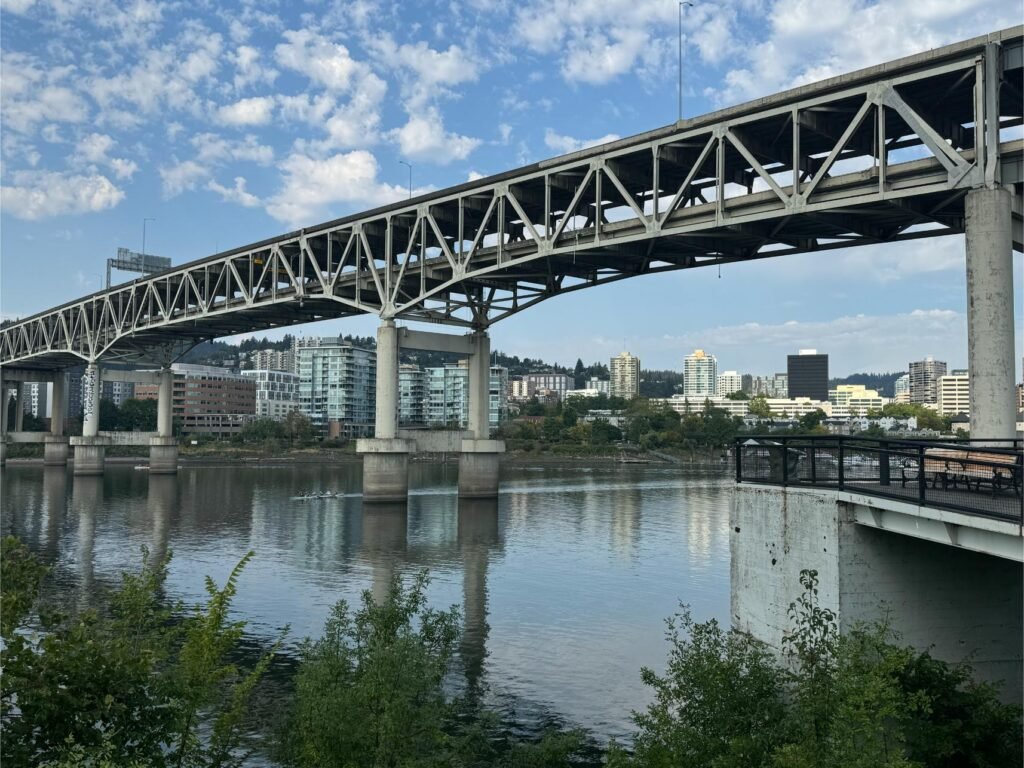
[937,369,969,416]
[398,365,426,425]
[586,377,610,394]
[787,349,828,402]
[894,373,910,403]
[683,349,717,397]
[489,366,509,429]
[610,351,641,399]
[101,380,135,407]
[249,348,295,373]
[716,370,743,397]
[240,369,300,420]
[296,337,376,437]
[909,357,947,404]
[419,363,506,430]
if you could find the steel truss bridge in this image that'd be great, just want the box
[2,27,1022,370]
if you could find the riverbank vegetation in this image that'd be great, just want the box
[2,538,1019,767]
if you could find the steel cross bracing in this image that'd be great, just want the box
[2,27,1022,370]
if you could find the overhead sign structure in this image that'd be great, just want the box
[106,247,171,288]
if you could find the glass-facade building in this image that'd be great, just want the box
[296,338,376,437]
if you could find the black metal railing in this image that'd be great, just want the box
[735,435,1023,523]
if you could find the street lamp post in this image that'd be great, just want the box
[398,161,412,199]
[679,1,694,122]
[142,217,156,257]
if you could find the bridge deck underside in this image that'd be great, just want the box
[2,28,1022,370]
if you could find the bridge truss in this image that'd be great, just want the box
[2,28,1022,370]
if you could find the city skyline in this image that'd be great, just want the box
[1,3,1021,380]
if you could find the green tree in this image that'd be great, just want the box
[119,398,158,431]
[284,409,314,443]
[282,571,460,767]
[239,417,287,443]
[749,395,772,418]
[797,408,826,432]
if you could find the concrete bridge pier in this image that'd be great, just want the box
[0,383,9,467]
[359,320,413,503]
[44,373,69,466]
[149,366,178,474]
[458,331,503,499]
[71,362,108,476]
[965,186,1016,442]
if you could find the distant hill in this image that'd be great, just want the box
[829,372,904,398]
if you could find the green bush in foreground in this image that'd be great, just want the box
[2,538,1019,768]
[1,536,281,768]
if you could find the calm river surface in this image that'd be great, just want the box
[1,460,732,744]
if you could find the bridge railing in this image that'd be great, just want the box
[735,435,1023,523]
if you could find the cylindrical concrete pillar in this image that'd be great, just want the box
[157,367,173,437]
[375,320,399,439]
[82,363,102,438]
[50,374,65,436]
[467,331,491,440]
[1,385,9,434]
[14,382,24,432]
[965,187,1016,443]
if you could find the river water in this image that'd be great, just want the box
[0,460,733,744]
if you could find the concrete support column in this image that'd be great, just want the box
[50,374,65,436]
[81,363,101,438]
[965,187,1016,443]
[1,385,9,435]
[14,382,24,432]
[358,319,411,503]
[375,319,399,439]
[73,362,107,476]
[467,331,491,440]
[157,367,173,437]
[151,366,179,474]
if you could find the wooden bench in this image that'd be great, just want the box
[902,448,1022,497]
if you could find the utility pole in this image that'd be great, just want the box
[142,217,156,256]
[399,161,412,199]
[679,2,694,122]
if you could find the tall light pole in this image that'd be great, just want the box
[398,161,412,199]
[679,1,694,122]
[142,217,156,256]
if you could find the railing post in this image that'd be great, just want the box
[809,443,816,484]
[781,437,789,486]
[735,439,742,482]
[918,444,927,503]
[879,439,890,486]
[837,439,844,490]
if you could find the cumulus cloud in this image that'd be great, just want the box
[191,133,274,165]
[216,96,275,126]
[265,150,408,228]
[274,29,362,91]
[230,45,277,91]
[159,159,208,197]
[74,133,139,179]
[368,36,481,109]
[543,128,620,154]
[1,52,90,134]
[1,170,124,220]
[207,176,261,207]
[391,107,481,164]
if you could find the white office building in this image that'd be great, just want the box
[829,385,887,418]
[716,370,743,397]
[937,370,970,416]
[683,349,717,397]
[523,372,574,400]
[296,337,376,437]
[586,377,610,394]
[894,373,911,403]
[241,369,300,420]
[249,348,295,373]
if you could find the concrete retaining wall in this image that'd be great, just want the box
[731,484,1023,706]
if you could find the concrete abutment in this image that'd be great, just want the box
[731,484,1023,706]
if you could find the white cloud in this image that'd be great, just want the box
[74,133,139,179]
[391,108,481,164]
[368,36,481,109]
[1,52,90,134]
[191,133,274,165]
[159,159,208,198]
[1,170,124,220]
[274,29,362,91]
[230,45,277,91]
[207,176,261,207]
[1,0,37,14]
[265,150,408,228]
[216,96,275,126]
[467,170,485,181]
[543,128,620,154]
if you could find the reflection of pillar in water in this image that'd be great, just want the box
[42,466,68,558]
[610,486,642,559]
[147,475,178,566]
[457,498,499,695]
[361,502,408,605]
[72,475,103,608]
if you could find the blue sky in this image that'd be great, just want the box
[1,0,1021,377]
